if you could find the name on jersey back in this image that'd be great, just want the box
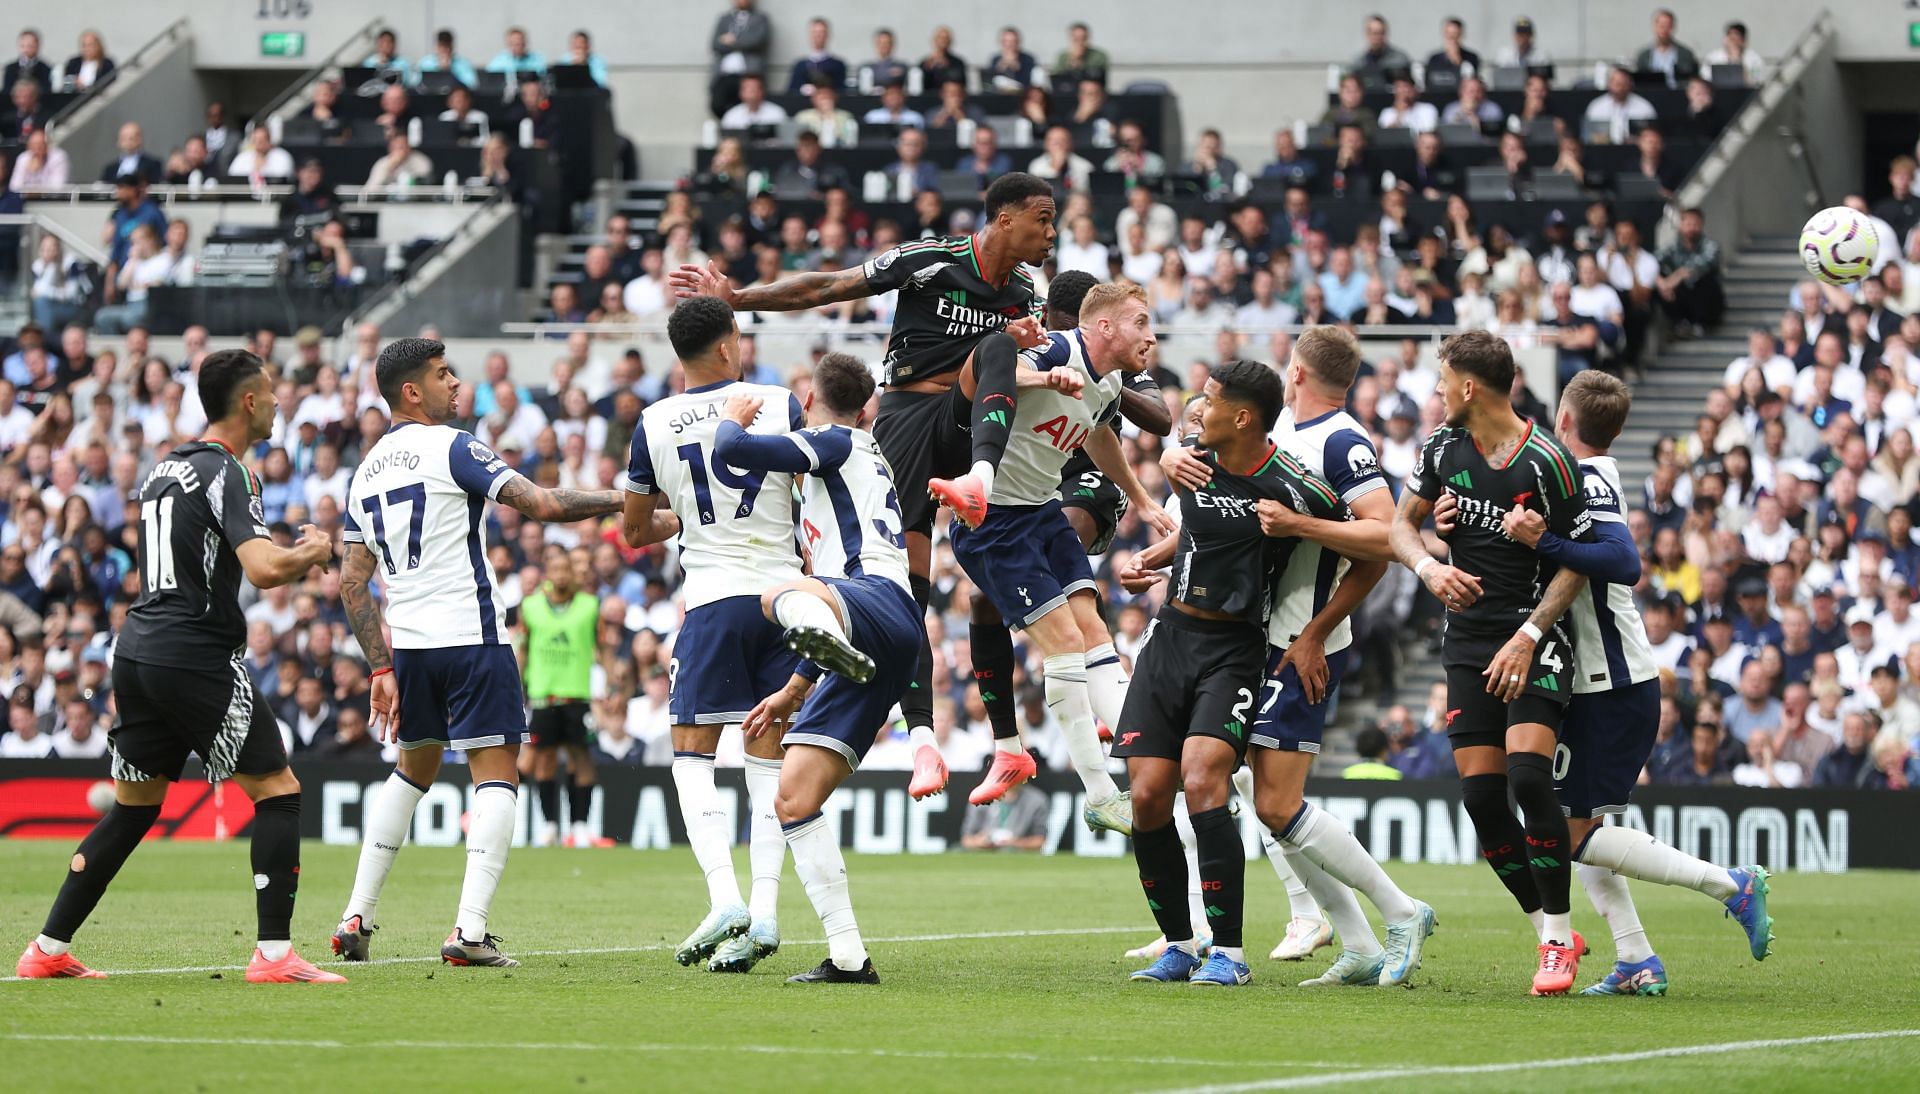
[143,458,203,494]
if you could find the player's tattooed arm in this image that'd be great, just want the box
[620,488,682,548]
[340,543,390,674]
[674,258,874,311]
[1483,566,1586,702]
[497,477,625,523]
[1391,488,1483,609]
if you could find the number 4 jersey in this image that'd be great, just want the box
[343,422,521,649]
[624,380,806,609]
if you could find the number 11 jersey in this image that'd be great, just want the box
[624,379,806,610]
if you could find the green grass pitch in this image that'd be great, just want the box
[3,841,1916,1092]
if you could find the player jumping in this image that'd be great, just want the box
[1115,361,1349,988]
[522,543,605,848]
[16,350,338,983]
[670,174,1058,801]
[1434,370,1774,995]
[332,338,626,969]
[710,352,925,983]
[621,297,807,974]
[1390,330,1592,996]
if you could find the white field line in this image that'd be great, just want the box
[1146,1029,1920,1093]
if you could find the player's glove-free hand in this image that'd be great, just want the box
[1160,445,1212,492]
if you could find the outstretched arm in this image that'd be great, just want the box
[496,476,624,523]
[669,259,873,312]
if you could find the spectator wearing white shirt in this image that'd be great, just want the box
[622,248,670,318]
[1113,185,1176,252]
[1116,221,1162,284]
[1494,16,1551,68]
[1235,268,1298,330]
[1741,494,1795,563]
[1874,583,1920,658]
[437,84,491,144]
[0,380,37,454]
[48,702,108,759]
[1836,609,1895,694]
[1377,74,1437,133]
[225,126,295,184]
[1566,253,1625,330]
[1702,21,1765,83]
[1584,66,1657,143]
[1723,327,1798,397]
[301,443,352,514]
[1054,215,1109,277]
[860,83,925,130]
[480,381,549,454]
[1027,125,1093,192]
[718,74,787,130]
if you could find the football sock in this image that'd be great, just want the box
[455,781,516,940]
[743,754,786,923]
[1575,825,1739,900]
[908,725,940,751]
[536,778,560,831]
[568,779,593,828]
[343,771,426,924]
[1282,843,1381,956]
[1172,796,1208,931]
[967,332,1020,481]
[1280,801,1419,922]
[994,735,1024,755]
[1131,820,1192,945]
[969,620,1020,740]
[1189,805,1244,951]
[1460,773,1543,915]
[902,575,935,733]
[249,793,302,947]
[1042,653,1118,802]
[784,812,866,971]
[40,800,161,944]
[1083,642,1129,732]
[672,752,742,908]
[1508,752,1572,929]
[773,589,849,646]
[1227,767,1324,923]
[1578,862,1655,964]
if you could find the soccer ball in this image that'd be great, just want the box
[1799,206,1878,286]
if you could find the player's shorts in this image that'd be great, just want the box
[528,700,591,748]
[948,501,1096,629]
[1110,607,1266,762]
[1558,679,1660,819]
[393,644,528,750]
[109,656,288,782]
[1057,466,1129,555]
[670,594,801,726]
[1440,625,1573,750]
[784,575,925,770]
[872,387,970,537]
[1248,644,1351,754]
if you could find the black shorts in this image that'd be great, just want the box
[108,656,288,783]
[1110,607,1265,763]
[1058,467,1128,554]
[1443,665,1568,751]
[529,700,591,748]
[872,387,971,537]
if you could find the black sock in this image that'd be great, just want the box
[968,333,1019,471]
[903,574,935,730]
[41,801,162,943]
[250,793,302,943]
[969,620,1019,741]
[1189,805,1245,950]
[536,778,560,827]
[568,779,593,826]
[1508,752,1572,916]
[1460,773,1542,914]
[1131,820,1191,944]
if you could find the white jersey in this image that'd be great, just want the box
[1265,406,1388,654]
[342,423,518,649]
[624,380,805,610]
[712,422,911,593]
[1568,456,1659,694]
[994,330,1126,506]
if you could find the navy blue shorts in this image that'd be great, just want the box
[948,501,1094,629]
[393,644,527,751]
[785,576,925,770]
[671,594,801,726]
[1558,679,1660,819]
[1248,644,1351,755]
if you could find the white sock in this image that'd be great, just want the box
[968,459,995,497]
[1083,643,1130,732]
[1527,908,1546,940]
[1577,825,1738,901]
[1173,795,1208,931]
[1578,862,1654,964]
[1043,653,1118,802]
[257,939,292,961]
[35,934,69,956]
[343,771,427,924]
[570,821,593,846]
[773,589,847,644]
[1230,767,1322,923]
[1216,946,1246,964]
[1282,801,1418,922]
[908,725,939,751]
[993,735,1024,755]
[743,755,786,923]
[455,782,516,940]
[785,812,867,971]
[1542,911,1573,947]
[672,753,742,908]
[1282,844,1380,956]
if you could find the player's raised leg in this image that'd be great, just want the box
[962,593,1033,801]
[774,744,879,984]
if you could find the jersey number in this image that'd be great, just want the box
[872,461,905,549]
[361,483,427,575]
[140,497,177,591]
[1538,640,1564,674]
[677,443,764,526]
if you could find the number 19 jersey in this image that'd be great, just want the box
[342,422,519,650]
[624,379,806,610]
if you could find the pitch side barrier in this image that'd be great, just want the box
[0,761,1897,872]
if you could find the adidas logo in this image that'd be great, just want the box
[1532,674,1559,692]
[1448,469,1474,489]
[1224,720,1245,739]
[985,410,1009,428]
